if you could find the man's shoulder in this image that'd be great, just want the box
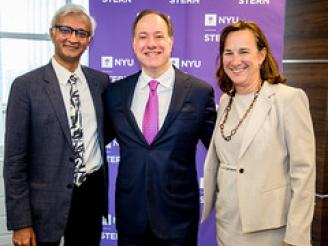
[82,66,109,80]
[174,68,213,91]
[110,71,140,88]
[20,64,49,78]
[104,71,140,99]
[12,64,50,87]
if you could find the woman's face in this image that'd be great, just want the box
[222,29,266,93]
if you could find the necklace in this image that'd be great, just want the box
[219,83,263,141]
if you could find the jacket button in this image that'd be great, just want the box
[239,168,244,174]
[67,184,74,189]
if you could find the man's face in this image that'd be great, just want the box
[50,13,91,70]
[133,13,174,78]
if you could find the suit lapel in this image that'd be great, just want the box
[123,72,147,144]
[124,69,191,144]
[238,82,273,159]
[154,69,192,142]
[43,63,72,145]
[82,67,104,150]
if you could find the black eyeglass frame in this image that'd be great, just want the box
[52,25,91,39]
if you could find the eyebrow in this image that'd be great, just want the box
[224,47,250,51]
[135,31,148,36]
[136,31,165,35]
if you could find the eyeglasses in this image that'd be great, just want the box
[53,25,91,39]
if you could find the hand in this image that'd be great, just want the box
[12,227,36,246]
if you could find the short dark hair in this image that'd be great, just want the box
[216,20,285,93]
[131,9,174,37]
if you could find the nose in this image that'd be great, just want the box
[67,31,79,42]
[230,54,241,66]
[146,36,157,48]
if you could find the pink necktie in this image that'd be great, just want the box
[142,80,159,144]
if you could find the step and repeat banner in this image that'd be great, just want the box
[89,1,286,245]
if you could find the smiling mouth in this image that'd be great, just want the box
[230,67,247,73]
[144,51,161,56]
[64,44,79,49]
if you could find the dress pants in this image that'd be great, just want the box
[118,225,197,246]
[64,168,105,246]
[37,168,105,246]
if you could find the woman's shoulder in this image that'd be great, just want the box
[265,82,309,110]
[266,82,307,100]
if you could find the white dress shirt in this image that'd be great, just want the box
[130,66,175,131]
[51,58,102,174]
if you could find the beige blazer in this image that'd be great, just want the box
[202,81,316,246]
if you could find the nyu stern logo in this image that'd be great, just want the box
[204,14,240,43]
[102,0,132,4]
[169,0,200,4]
[101,56,134,69]
[171,57,202,69]
[239,0,270,4]
[204,14,217,27]
[199,177,205,204]
[204,14,239,27]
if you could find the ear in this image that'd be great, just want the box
[132,37,137,53]
[258,47,267,65]
[49,28,55,41]
[87,36,92,46]
[169,36,174,46]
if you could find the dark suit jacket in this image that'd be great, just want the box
[103,68,216,239]
[3,62,110,242]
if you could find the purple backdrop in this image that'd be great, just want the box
[88,1,286,245]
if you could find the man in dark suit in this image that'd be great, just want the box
[103,9,216,246]
[3,4,110,246]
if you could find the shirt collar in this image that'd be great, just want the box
[51,57,84,85]
[139,65,175,89]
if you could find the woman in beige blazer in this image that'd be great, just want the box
[202,21,315,246]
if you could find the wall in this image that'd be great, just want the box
[283,0,328,245]
[0,146,11,246]
[1,1,327,245]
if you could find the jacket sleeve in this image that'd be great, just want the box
[103,84,116,145]
[283,89,316,246]
[199,87,217,149]
[201,107,220,222]
[3,77,33,230]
